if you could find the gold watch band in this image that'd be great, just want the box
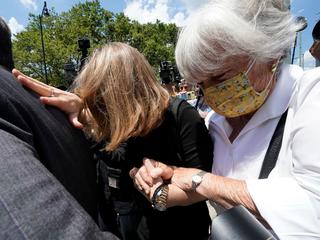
[151,183,169,211]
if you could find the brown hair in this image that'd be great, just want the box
[74,42,170,151]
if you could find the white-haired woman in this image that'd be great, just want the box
[131,0,320,239]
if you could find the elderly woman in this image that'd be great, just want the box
[131,0,320,239]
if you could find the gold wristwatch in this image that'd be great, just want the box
[151,183,169,211]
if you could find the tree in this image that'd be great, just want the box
[141,21,178,67]
[13,1,179,86]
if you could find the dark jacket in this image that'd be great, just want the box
[99,98,213,240]
[0,66,120,239]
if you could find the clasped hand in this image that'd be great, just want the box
[129,158,203,199]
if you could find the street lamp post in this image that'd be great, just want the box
[291,16,308,65]
[39,1,50,84]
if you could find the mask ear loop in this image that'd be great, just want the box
[245,59,256,75]
[256,57,282,96]
[272,57,282,74]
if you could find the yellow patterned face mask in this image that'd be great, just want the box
[203,61,275,118]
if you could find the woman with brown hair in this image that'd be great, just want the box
[13,42,213,240]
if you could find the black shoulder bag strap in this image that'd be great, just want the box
[259,110,288,179]
[169,97,184,161]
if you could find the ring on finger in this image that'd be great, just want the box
[50,88,55,97]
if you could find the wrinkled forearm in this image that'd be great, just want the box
[197,174,260,217]
[166,184,207,207]
[148,182,206,208]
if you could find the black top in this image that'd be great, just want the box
[100,98,213,240]
[129,99,213,170]
[0,67,99,221]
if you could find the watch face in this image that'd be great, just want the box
[192,171,207,190]
[193,175,202,184]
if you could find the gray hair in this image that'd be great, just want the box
[175,0,301,83]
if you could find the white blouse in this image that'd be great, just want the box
[207,64,320,239]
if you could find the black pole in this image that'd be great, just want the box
[39,15,48,84]
[39,1,49,84]
[292,16,308,65]
[291,33,297,64]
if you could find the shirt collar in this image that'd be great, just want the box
[209,64,304,138]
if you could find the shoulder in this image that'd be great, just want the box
[165,98,206,132]
[294,67,320,107]
[0,67,13,96]
[0,68,21,117]
[178,98,196,112]
[169,98,202,121]
[172,99,209,135]
[0,67,29,106]
[298,67,320,88]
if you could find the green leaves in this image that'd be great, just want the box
[13,1,179,87]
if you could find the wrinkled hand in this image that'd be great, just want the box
[309,40,320,60]
[129,158,174,198]
[12,69,84,128]
[171,167,202,192]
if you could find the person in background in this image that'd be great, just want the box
[13,42,213,240]
[131,0,320,239]
[309,20,320,66]
[0,17,118,240]
[178,79,189,92]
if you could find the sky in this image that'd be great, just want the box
[0,0,319,69]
